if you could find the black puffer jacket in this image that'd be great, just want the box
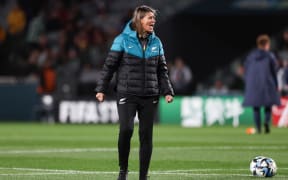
[95,21,174,97]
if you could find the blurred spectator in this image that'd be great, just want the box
[74,27,91,66]
[88,27,107,68]
[227,59,245,91]
[208,79,229,96]
[37,58,56,94]
[78,0,100,18]
[277,59,288,96]
[93,15,120,42]
[6,2,26,36]
[271,27,288,61]
[26,10,45,48]
[121,7,134,29]
[45,5,63,33]
[36,33,51,67]
[277,59,285,93]
[4,1,28,69]
[55,47,80,100]
[0,0,178,101]
[0,0,9,30]
[26,48,40,77]
[242,34,280,134]
[0,25,6,43]
[271,27,288,51]
[78,63,101,97]
[169,56,193,94]
[65,46,81,73]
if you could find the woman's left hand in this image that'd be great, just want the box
[165,95,173,103]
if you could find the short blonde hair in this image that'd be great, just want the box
[131,5,156,34]
[256,34,270,48]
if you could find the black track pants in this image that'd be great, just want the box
[117,93,159,177]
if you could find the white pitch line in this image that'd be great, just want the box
[0,172,87,176]
[0,173,253,177]
[0,167,248,172]
[0,167,258,177]
[0,167,287,177]
[0,148,117,154]
[0,167,117,173]
[0,146,287,154]
[158,146,288,150]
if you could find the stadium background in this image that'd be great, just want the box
[0,1,288,179]
[1,0,288,126]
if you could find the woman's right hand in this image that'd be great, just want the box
[96,93,105,102]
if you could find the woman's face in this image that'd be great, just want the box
[140,12,156,33]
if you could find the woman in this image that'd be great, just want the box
[95,5,174,180]
[243,34,280,134]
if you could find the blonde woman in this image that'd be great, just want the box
[95,5,174,180]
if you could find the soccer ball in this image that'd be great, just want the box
[250,156,277,177]
[250,156,265,175]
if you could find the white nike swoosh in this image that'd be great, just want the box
[119,98,126,102]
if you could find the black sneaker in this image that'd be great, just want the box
[117,170,128,180]
[264,123,270,134]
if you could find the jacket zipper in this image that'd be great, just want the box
[138,36,150,95]
[142,42,146,95]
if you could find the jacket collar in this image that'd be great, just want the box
[122,20,155,40]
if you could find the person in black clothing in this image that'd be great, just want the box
[95,5,174,180]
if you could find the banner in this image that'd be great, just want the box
[57,95,284,127]
[59,100,118,124]
[272,96,288,127]
[159,96,254,127]
[58,100,141,124]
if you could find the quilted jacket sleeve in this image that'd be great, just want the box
[157,40,175,96]
[94,35,123,93]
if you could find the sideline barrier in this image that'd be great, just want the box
[272,96,288,127]
[53,95,288,127]
[58,100,119,124]
[0,82,39,121]
[58,95,253,126]
[1,82,285,126]
[159,95,287,127]
[159,96,251,127]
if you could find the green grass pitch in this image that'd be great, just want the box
[0,123,287,180]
